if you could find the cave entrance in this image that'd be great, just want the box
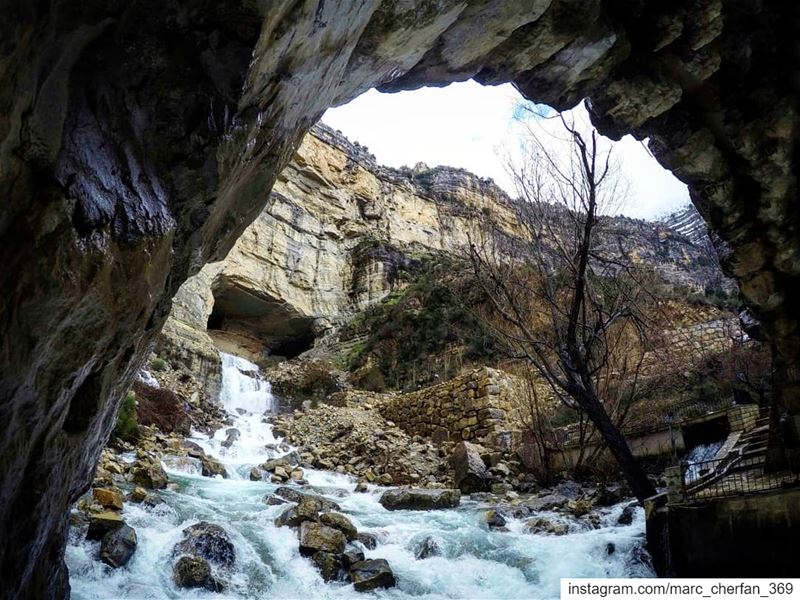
[206,281,316,361]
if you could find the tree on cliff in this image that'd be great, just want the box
[467,107,657,503]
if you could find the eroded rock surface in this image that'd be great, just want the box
[0,2,797,596]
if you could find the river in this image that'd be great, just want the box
[66,352,652,599]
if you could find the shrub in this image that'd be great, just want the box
[113,392,139,442]
[150,356,168,372]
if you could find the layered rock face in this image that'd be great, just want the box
[161,122,731,379]
[0,1,796,596]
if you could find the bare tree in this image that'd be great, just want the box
[467,107,657,502]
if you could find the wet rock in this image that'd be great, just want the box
[298,522,347,556]
[554,481,582,500]
[86,511,124,541]
[568,499,592,518]
[607,542,616,555]
[312,551,344,582]
[524,517,568,536]
[319,512,358,541]
[592,484,626,507]
[100,525,137,568]
[92,487,124,511]
[274,506,302,528]
[525,494,568,512]
[617,505,635,526]
[127,487,147,503]
[349,559,396,592]
[449,442,490,494]
[263,494,288,506]
[414,535,442,559]
[132,460,168,489]
[201,455,228,479]
[484,509,507,529]
[175,522,235,568]
[221,428,240,449]
[343,548,365,568]
[354,482,369,493]
[249,467,263,481]
[172,556,224,592]
[356,532,377,549]
[379,487,460,511]
[275,487,340,512]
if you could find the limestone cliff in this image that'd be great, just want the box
[159,123,733,385]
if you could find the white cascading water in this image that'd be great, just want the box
[66,351,653,599]
[683,440,725,483]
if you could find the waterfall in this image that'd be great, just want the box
[218,352,275,414]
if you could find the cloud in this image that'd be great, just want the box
[322,80,689,220]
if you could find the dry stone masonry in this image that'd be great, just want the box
[380,368,524,452]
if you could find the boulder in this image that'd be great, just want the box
[263,494,288,506]
[172,556,223,592]
[175,522,235,568]
[299,521,347,556]
[343,548,365,568]
[319,512,358,541]
[274,487,340,512]
[554,481,582,500]
[414,535,442,559]
[356,532,377,550]
[201,455,228,479]
[92,487,124,511]
[311,551,344,582]
[484,509,507,529]
[100,524,137,568]
[86,511,124,541]
[221,428,240,449]
[592,484,626,507]
[525,494,569,512]
[568,499,592,518]
[617,505,635,526]
[449,442,489,494]
[127,487,149,503]
[524,517,568,536]
[132,460,168,489]
[379,487,460,511]
[249,467,263,481]
[349,559,396,592]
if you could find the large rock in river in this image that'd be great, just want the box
[100,524,137,568]
[175,522,235,568]
[349,558,397,592]
[449,442,490,494]
[298,521,347,557]
[379,487,460,511]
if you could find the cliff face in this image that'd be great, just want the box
[0,2,796,595]
[159,123,732,381]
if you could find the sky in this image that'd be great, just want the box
[322,80,689,221]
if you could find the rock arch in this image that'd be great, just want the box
[0,1,796,596]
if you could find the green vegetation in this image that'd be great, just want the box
[113,392,139,442]
[342,257,498,390]
[150,356,169,372]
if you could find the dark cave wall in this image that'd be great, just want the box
[0,1,797,597]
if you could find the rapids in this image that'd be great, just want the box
[66,352,653,599]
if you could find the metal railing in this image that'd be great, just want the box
[681,453,800,502]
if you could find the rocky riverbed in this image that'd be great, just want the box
[67,353,653,598]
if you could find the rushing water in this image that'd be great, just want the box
[67,352,652,599]
[682,440,725,484]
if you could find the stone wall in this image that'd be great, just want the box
[379,367,524,452]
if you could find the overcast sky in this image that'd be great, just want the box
[322,81,689,221]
